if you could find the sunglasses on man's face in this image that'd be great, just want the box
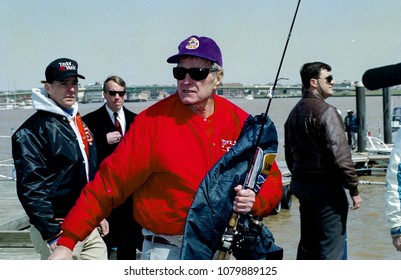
[173,67,216,81]
[107,90,126,97]
[316,75,333,84]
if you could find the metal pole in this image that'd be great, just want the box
[356,83,366,152]
[382,87,392,144]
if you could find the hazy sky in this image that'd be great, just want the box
[1,0,401,91]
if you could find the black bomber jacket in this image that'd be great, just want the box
[12,110,97,241]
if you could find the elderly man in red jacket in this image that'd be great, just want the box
[49,35,283,260]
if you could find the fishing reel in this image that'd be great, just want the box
[219,214,263,253]
[220,228,238,252]
[235,214,264,251]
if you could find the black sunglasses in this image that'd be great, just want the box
[316,75,333,83]
[173,67,216,81]
[107,90,126,97]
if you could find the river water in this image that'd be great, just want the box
[1,94,400,259]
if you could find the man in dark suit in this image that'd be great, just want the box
[83,75,143,259]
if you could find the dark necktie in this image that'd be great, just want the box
[114,112,123,135]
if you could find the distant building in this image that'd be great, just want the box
[335,80,353,88]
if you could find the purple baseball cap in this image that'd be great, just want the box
[167,35,223,67]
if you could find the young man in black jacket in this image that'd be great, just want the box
[12,58,108,260]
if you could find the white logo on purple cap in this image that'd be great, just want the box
[185,37,199,50]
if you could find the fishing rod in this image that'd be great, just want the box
[256,0,301,146]
[217,0,302,260]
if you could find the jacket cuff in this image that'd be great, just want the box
[47,230,63,244]
[348,187,359,197]
[57,235,78,251]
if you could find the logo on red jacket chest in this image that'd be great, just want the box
[221,139,236,152]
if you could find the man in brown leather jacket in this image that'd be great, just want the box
[284,61,362,260]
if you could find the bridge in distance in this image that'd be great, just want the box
[0,84,355,103]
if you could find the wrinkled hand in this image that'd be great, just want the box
[48,245,73,260]
[392,236,401,251]
[350,194,363,210]
[97,219,109,237]
[106,131,122,145]
[233,185,255,214]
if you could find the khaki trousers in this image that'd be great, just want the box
[30,225,108,260]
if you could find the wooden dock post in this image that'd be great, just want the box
[383,87,393,144]
[356,83,367,152]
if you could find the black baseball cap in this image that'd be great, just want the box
[41,58,85,83]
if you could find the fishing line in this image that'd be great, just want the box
[255,0,301,147]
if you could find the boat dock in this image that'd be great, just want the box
[352,151,390,176]
[0,180,39,259]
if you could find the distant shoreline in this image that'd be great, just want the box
[253,89,401,99]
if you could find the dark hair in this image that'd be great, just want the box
[103,75,126,91]
[300,62,331,89]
